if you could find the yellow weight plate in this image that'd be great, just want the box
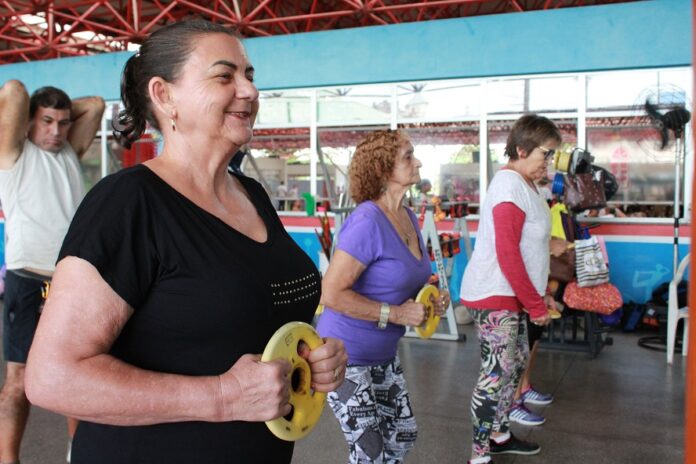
[414,284,440,339]
[261,321,326,441]
[554,151,571,173]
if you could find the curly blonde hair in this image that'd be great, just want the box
[349,130,405,204]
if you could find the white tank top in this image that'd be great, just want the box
[461,169,550,301]
[0,140,85,271]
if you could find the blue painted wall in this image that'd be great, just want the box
[0,0,690,99]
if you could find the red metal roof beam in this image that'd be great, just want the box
[304,0,319,32]
[260,2,291,34]
[370,0,498,14]
[48,8,137,39]
[248,9,362,27]
[50,2,102,45]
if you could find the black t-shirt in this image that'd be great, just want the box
[59,165,321,464]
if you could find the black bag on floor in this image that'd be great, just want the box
[621,302,646,332]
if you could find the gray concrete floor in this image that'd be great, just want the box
[3,322,685,463]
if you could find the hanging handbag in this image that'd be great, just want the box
[563,171,607,212]
[563,280,623,315]
[550,248,576,283]
[560,210,577,242]
[592,165,620,201]
[574,236,609,287]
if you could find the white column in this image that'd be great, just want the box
[391,84,398,130]
[577,74,587,148]
[479,80,489,205]
[310,90,318,196]
[100,111,108,179]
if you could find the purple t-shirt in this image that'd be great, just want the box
[317,201,432,366]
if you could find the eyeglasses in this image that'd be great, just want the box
[538,146,556,161]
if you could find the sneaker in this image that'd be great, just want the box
[455,305,474,324]
[509,402,546,426]
[490,434,541,455]
[521,386,553,406]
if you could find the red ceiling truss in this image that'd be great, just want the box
[0,0,636,63]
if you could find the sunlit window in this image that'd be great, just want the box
[256,90,312,127]
[317,85,392,126]
[397,81,480,121]
[97,67,691,219]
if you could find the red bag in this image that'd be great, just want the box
[562,280,623,315]
[563,172,607,212]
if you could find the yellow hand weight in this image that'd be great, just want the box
[261,321,326,441]
[553,150,572,173]
[414,284,441,339]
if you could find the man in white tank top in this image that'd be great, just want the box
[0,80,104,463]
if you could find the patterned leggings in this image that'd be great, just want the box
[327,355,417,464]
[469,309,529,458]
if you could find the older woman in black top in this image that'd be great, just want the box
[25,20,347,464]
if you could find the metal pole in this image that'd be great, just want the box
[673,136,682,276]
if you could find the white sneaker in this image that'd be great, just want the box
[455,305,474,325]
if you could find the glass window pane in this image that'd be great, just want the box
[318,127,388,204]
[397,81,480,121]
[587,116,678,216]
[587,70,658,111]
[317,85,392,126]
[247,128,310,211]
[487,79,525,114]
[657,68,692,106]
[400,122,481,207]
[256,90,311,126]
[529,76,578,112]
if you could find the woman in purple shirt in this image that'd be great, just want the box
[318,130,449,463]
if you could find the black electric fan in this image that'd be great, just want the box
[637,98,691,352]
[644,98,691,276]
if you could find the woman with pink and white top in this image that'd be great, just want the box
[460,114,561,464]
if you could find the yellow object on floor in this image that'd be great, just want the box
[548,307,562,319]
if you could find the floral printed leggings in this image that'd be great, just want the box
[469,309,530,458]
[327,355,417,463]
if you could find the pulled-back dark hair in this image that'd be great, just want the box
[115,19,240,147]
[504,114,562,160]
[30,86,71,119]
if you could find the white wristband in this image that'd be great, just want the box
[377,303,390,329]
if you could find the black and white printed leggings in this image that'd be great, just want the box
[327,355,417,464]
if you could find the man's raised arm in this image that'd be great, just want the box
[0,80,29,170]
[68,96,106,159]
